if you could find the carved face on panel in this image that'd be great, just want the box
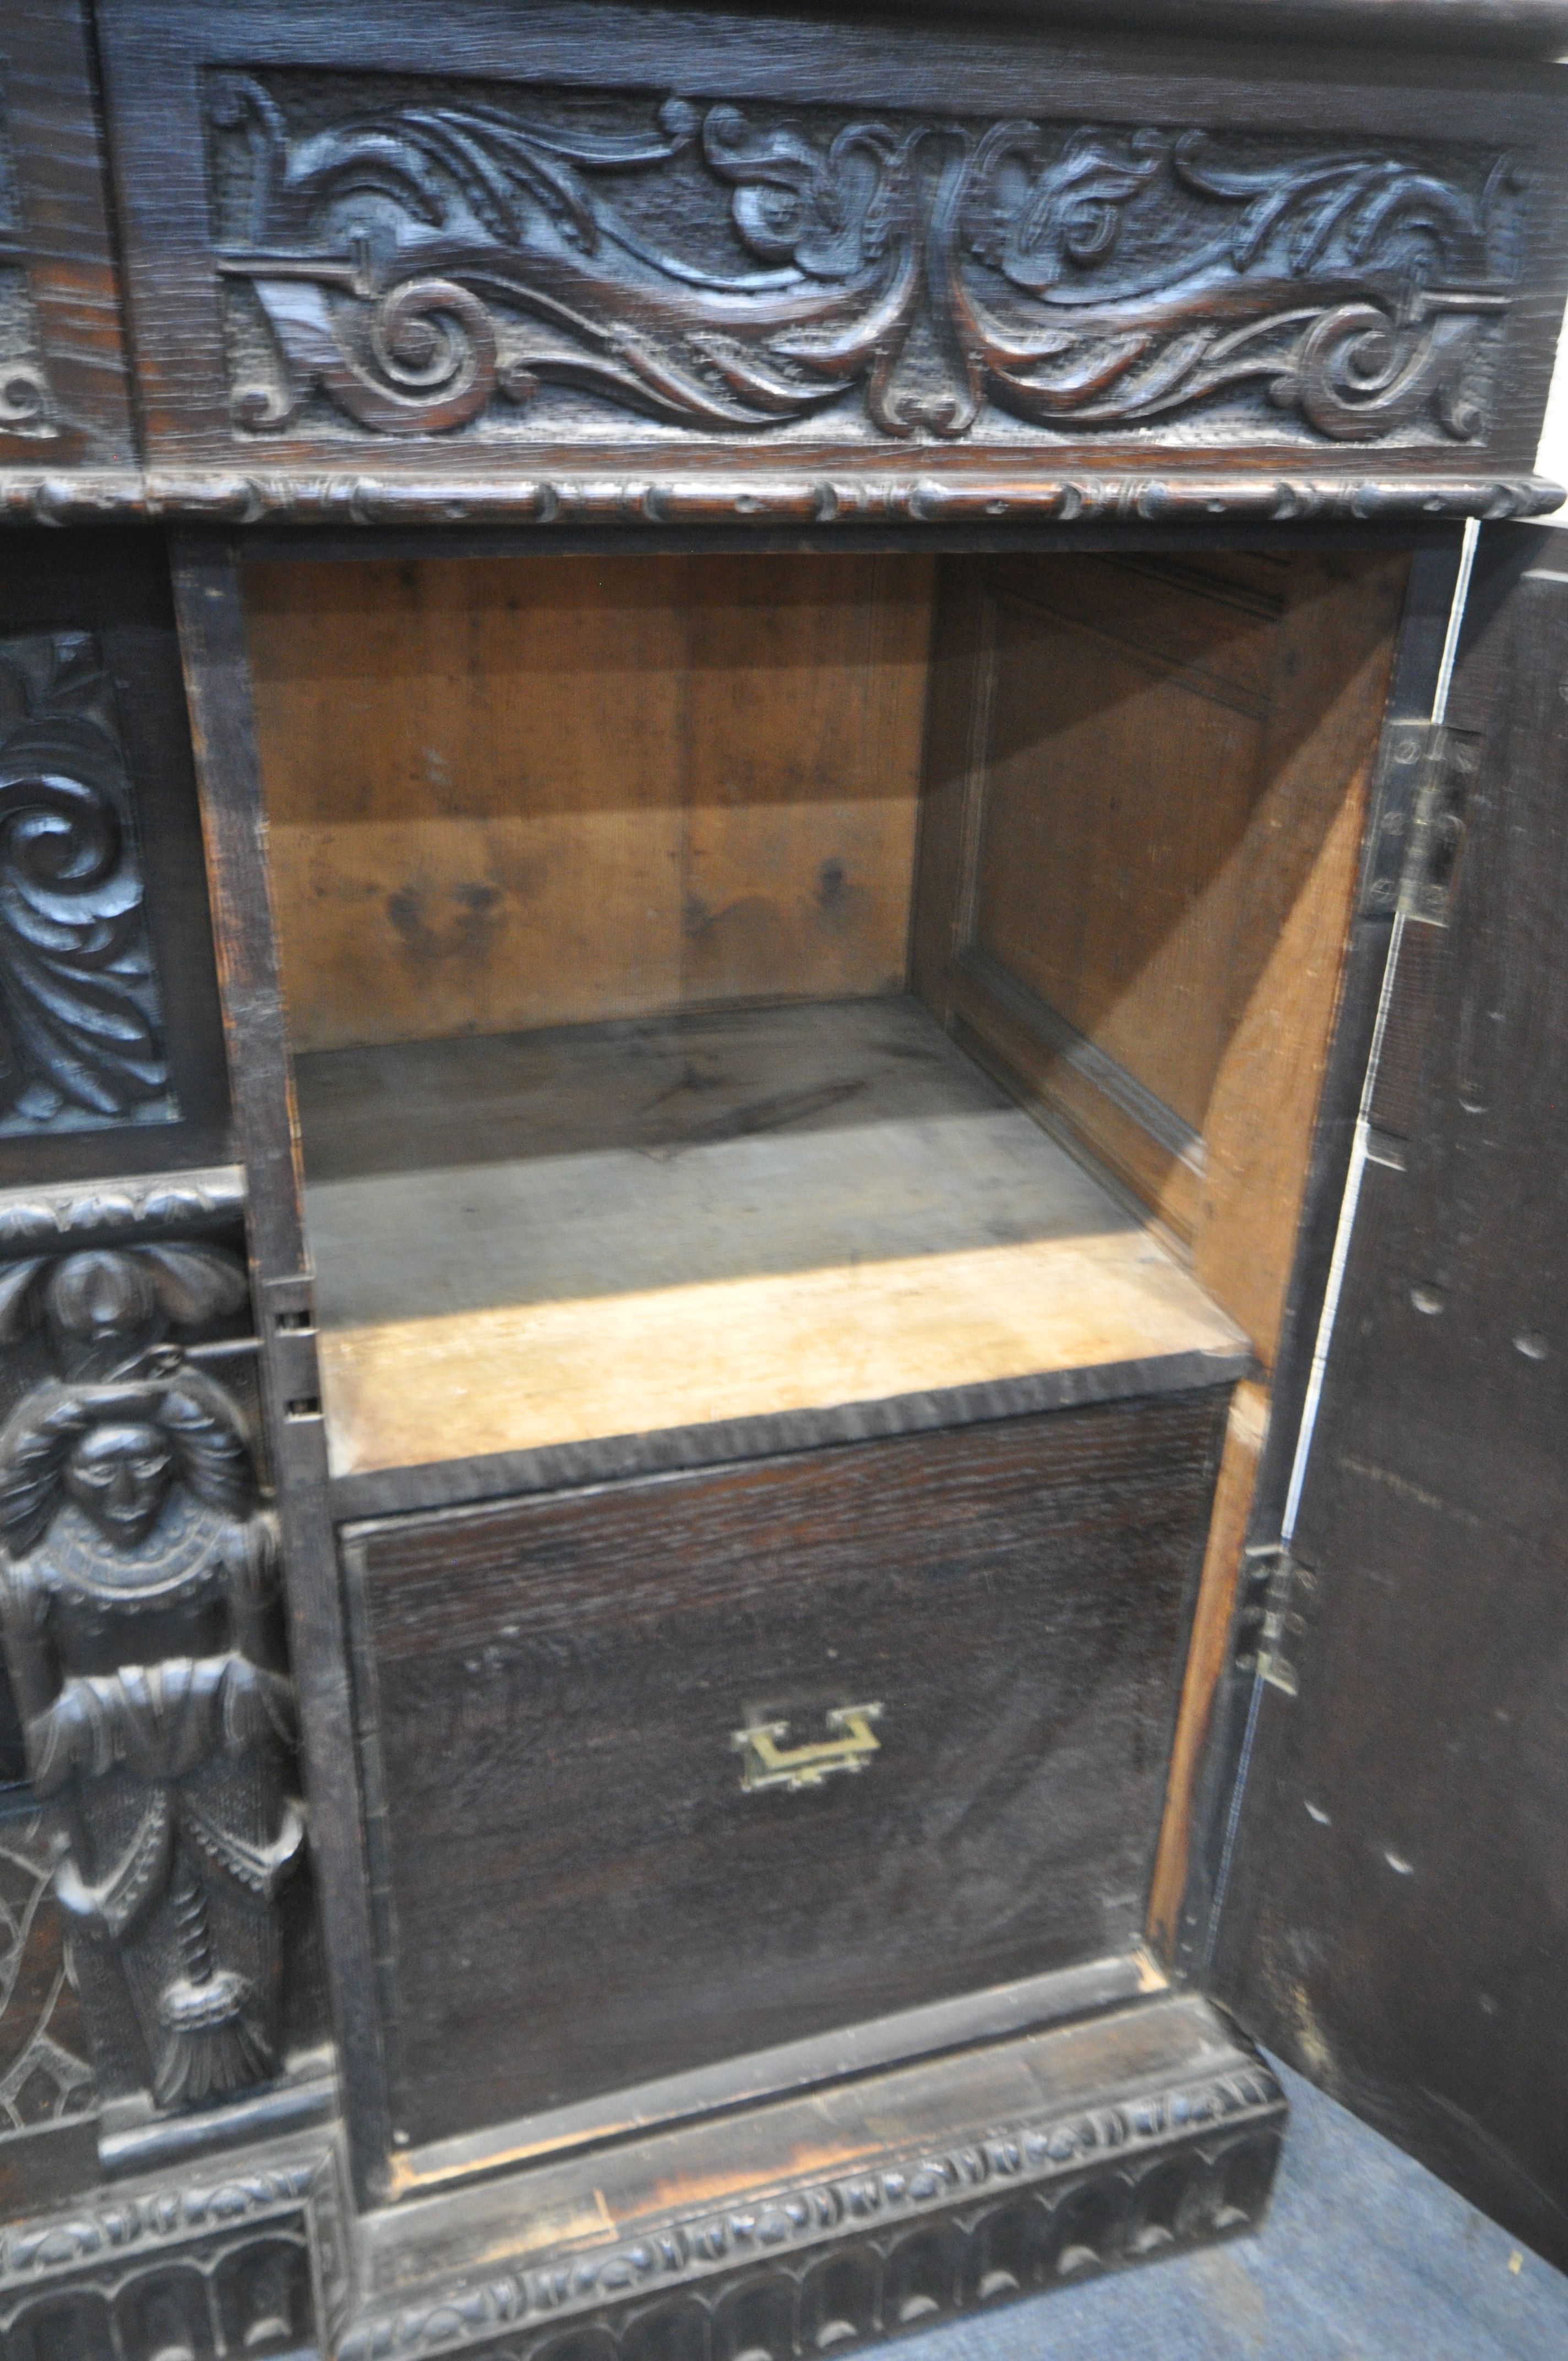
[62,1421,175,1549]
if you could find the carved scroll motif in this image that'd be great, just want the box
[0,635,174,1137]
[0,1243,304,2112]
[208,74,1523,448]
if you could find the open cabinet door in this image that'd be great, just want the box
[1212,524,1568,2267]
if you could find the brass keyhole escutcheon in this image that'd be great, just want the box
[731,1704,884,1794]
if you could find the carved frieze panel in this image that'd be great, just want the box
[0,1238,306,2116]
[0,635,176,1144]
[206,70,1526,453]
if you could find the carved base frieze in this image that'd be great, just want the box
[0,1994,1286,2361]
[0,2134,336,2361]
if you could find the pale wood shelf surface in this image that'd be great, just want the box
[298,997,1248,1481]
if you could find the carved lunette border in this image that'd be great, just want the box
[0,2141,334,2361]
[339,2061,1283,2361]
[0,1168,244,1255]
[0,2058,1282,2360]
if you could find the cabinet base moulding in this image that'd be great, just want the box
[0,1994,1283,2361]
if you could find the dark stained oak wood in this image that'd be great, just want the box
[171,531,398,2204]
[345,1388,1231,2164]
[92,0,1568,507]
[0,5,136,468]
[1215,526,1568,2270]
[0,530,231,1188]
[0,470,1557,530]
[0,0,1564,2332]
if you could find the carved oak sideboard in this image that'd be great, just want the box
[0,3,1564,2357]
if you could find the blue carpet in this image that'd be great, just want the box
[896,2055,1568,2359]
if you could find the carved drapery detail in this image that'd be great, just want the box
[0,635,175,1137]
[208,73,1523,449]
[0,1242,304,2114]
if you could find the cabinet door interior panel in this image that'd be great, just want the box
[346,1388,1229,2156]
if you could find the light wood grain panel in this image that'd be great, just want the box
[245,554,932,1051]
[973,568,1276,1135]
[913,551,1406,1364]
[317,1233,1244,1480]
[681,553,932,1006]
[1193,557,1406,1365]
[299,999,1244,1480]
[1146,1378,1268,1962]
[247,556,689,1049]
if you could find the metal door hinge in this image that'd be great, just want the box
[1360,721,1480,925]
[1234,1545,1314,1698]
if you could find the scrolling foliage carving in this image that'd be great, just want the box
[0,1243,304,2112]
[0,635,174,1137]
[208,72,1523,449]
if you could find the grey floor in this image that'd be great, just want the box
[897,2056,1568,2360]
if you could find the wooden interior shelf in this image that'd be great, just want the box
[298,995,1249,1495]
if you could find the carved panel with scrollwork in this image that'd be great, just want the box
[0,635,175,1143]
[204,70,1526,453]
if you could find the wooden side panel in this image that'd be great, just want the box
[1146,1378,1267,1961]
[974,564,1276,1136]
[0,3,136,466]
[913,551,1403,1369]
[1216,529,1568,2269]
[348,1389,1228,2155]
[245,553,932,1052]
[1193,557,1405,1363]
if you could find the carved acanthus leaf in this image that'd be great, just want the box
[0,635,173,1136]
[208,74,1521,449]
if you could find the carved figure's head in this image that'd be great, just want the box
[62,1419,175,1549]
[0,1372,255,1561]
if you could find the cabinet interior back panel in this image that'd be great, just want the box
[244,551,934,1051]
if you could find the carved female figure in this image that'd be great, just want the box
[0,1356,303,2108]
